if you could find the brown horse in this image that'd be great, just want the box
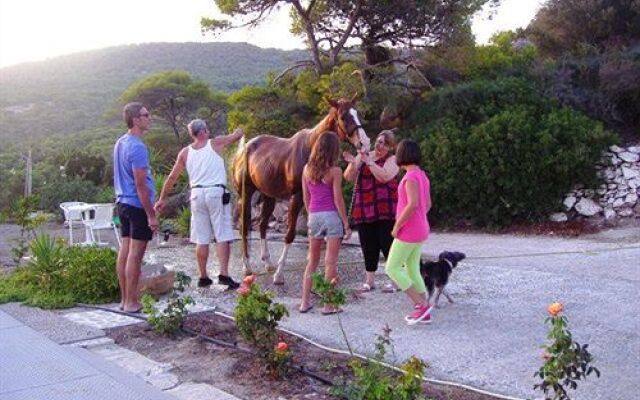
[232,96,369,284]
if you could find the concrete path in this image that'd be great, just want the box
[0,309,176,400]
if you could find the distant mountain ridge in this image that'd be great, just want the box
[0,42,307,141]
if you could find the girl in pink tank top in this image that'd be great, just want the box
[385,139,434,325]
[299,132,351,315]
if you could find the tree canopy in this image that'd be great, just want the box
[120,70,216,137]
[202,0,499,74]
[527,0,640,57]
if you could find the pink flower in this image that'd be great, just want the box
[542,351,552,361]
[330,277,339,286]
[236,285,250,296]
[275,341,288,352]
[243,275,256,286]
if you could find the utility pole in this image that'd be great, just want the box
[21,149,32,197]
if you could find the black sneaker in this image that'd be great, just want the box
[218,274,240,289]
[197,277,213,287]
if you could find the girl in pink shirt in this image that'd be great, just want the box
[385,139,433,325]
[299,132,351,315]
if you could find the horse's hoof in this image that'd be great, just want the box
[265,265,277,273]
[272,275,285,285]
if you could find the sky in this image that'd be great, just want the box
[0,0,545,68]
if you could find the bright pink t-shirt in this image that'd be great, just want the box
[396,168,430,243]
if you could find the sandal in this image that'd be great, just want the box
[321,307,343,316]
[359,283,376,292]
[381,283,401,293]
[299,305,314,314]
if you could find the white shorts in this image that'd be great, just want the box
[190,187,234,245]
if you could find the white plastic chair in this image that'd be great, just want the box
[81,203,121,247]
[59,201,88,245]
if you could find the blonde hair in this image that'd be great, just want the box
[378,130,397,153]
[306,131,340,183]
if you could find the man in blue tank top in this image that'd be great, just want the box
[113,102,157,313]
[155,119,243,289]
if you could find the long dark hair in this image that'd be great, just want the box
[306,131,340,183]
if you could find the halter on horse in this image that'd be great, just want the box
[232,96,369,284]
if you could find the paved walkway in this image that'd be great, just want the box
[0,309,176,400]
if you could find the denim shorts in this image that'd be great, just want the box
[308,211,344,239]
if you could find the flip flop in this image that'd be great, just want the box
[124,307,144,314]
[381,283,401,293]
[359,283,375,292]
[299,305,313,314]
[321,308,343,316]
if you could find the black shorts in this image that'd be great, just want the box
[117,203,153,241]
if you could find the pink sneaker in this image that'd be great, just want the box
[404,304,432,325]
[419,314,432,324]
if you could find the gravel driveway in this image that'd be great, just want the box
[151,226,640,400]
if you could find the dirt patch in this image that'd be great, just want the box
[107,311,502,400]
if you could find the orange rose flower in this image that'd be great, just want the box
[243,275,256,286]
[237,285,250,296]
[547,302,563,317]
[275,341,288,352]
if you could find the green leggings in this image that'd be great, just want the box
[385,239,426,293]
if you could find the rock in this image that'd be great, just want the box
[604,208,617,219]
[619,152,640,163]
[574,198,602,216]
[138,263,175,296]
[613,198,625,208]
[609,145,624,153]
[563,196,577,210]
[618,208,634,217]
[549,213,568,222]
[628,146,640,153]
[622,166,640,180]
[625,193,638,206]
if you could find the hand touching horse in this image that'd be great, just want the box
[232,96,369,284]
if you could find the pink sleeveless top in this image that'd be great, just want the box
[396,168,430,243]
[306,178,337,213]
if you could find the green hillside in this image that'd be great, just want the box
[0,42,306,142]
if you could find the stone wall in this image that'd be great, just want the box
[553,144,640,222]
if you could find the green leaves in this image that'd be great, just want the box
[0,235,118,309]
[234,277,290,375]
[534,311,601,399]
[143,271,194,337]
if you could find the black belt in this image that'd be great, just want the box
[191,184,227,189]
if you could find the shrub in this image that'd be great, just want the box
[416,103,615,227]
[408,77,545,132]
[235,275,290,376]
[175,207,191,237]
[142,271,194,337]
[333,325,428,400]
[0,234,118,309]
[534,302,600,399]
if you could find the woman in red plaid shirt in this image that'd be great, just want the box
[343,130,400,292]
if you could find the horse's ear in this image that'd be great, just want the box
[325,97,339,108]
[350,92,360,104]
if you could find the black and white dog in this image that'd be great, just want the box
[420,251,466,307]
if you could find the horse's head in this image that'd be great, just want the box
[326,94,370,150]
